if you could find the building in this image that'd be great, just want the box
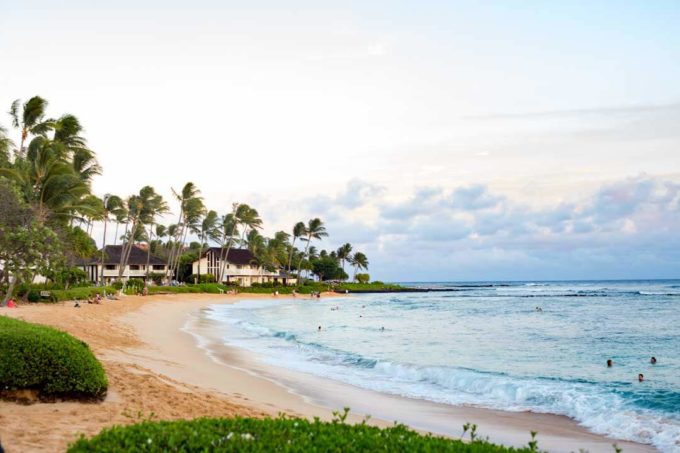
[78,245,170,283]
[191,247,296,287]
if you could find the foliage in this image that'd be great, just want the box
[48,286,117,302]
[0,181,63,304]
[42,266,90,289]
[67,413,537,452]
[311,256,348,281]
[188,273,216,283]
[0,316,108,400]
[355,273,370,284]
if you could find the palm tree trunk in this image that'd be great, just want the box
[2,275,18,306]
[286,237,297,273]
[100,215,108,286]
[197,232,204,283]
[113,221,119,245]
[296,235,311,281]
[117,220,130,279]
[145,224,154,281]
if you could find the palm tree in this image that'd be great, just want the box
[286,221,306,273]
[336,243,353,276]
[236,204,263,247]
[166,182,203,280]
[0,125,13,167]
[9,96,52,158]
[196,210,220,281]
[296,218,328,281]
[217,204,240,283]
[350,252,369,281]
[143,191,169,280]
[99,194,124,285]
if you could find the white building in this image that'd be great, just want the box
[192,247,296,287]
[78,245,170,283]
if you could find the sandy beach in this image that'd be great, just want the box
[0,293,657,452]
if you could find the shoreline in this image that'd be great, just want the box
[0,293,657,452]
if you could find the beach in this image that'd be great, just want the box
[0,293,657,453]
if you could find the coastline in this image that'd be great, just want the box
[0,293,657,452]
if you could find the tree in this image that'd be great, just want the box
[312,256,348,281]
[9,96,51,158]
[217,208,240,283]
[0,182,61,304]
[0,124,13,167]
[336,243,353,276]
[350,252,369,281]
[196,210,220,281]
[166,182,203,281]
[286,221,306,273]
[99,194,124,285]
[296,218,328,281]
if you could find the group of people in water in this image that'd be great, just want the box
[607,357,658,382]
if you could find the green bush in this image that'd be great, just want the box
[49,286,117,302]
[111,280,124,290]
[0,317,108,401]
[27,289,41,302]
[355,273,370,284]
[68,414,536,452]
[127,278,145,290]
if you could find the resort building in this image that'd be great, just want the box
[191,247,296,287]
[78,245,170,283]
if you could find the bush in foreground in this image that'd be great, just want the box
[68,413,538,452]
[0,316,108,401]
[48,286,117,302]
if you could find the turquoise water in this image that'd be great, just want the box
[206,280,680,451]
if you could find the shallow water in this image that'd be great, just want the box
[206,280,680,452]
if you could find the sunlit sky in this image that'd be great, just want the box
[2,1,679,281]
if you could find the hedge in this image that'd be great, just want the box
[0,316,108,401]
[68,413,539,452]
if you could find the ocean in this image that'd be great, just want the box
[203,280,680,452]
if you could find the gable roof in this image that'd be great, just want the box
[77,245,166,266]
[202,247,258,265]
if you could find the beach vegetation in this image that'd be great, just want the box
[0,316,108,401]
[355,273,370,284]
[67,414,538,452]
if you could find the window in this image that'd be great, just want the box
[129,265,140,270]
[153,265,165,270]
[105,265,116,270]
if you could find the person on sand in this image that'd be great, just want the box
[638,373,645,382]
[607,359,613,367]
[74,301,81,308]
[95,293,102,304]
[6,299,17,308]
[651,357,657,364]
[142,286,149,296]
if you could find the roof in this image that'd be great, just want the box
[201,247,258,265]
[78,245,166,266]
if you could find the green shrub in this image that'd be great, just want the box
[355,273,370,284]
[148,272,165,285]
[127,278,145,290]
[111,280,124,290]
[68,413,536,452]
[27,289,41,302]
[48,286,117,302]
[0,317,108,401]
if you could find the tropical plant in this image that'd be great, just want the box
[9,96,52,158]
[196,210,220,281]
[336,243,353,275]
[296,218,328,280]
[350,252,369,281]
[286,221,306,273]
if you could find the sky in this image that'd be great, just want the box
[1,0,679,281]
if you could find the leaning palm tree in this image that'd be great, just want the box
[196,210,220,281]
[286,221,306,273]
[296,218,328,281]
[166,182,203,280]
[236,204,263,248]
[9,96,52,158]
[0,125,13,167]
[336,243,353,275]
[143,191,169,280]
[350,252,369,281]
[99,194,124,285]
[217,205,240,283]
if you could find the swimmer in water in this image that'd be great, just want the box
[651,357,657,364]
[607,359,613,367]
[638,373,644,382]
[318,325,322,332]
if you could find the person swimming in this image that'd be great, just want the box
[651,357,657,364]
[318,325,322,331]
[638,373,645,382]
[607,359,613,367]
